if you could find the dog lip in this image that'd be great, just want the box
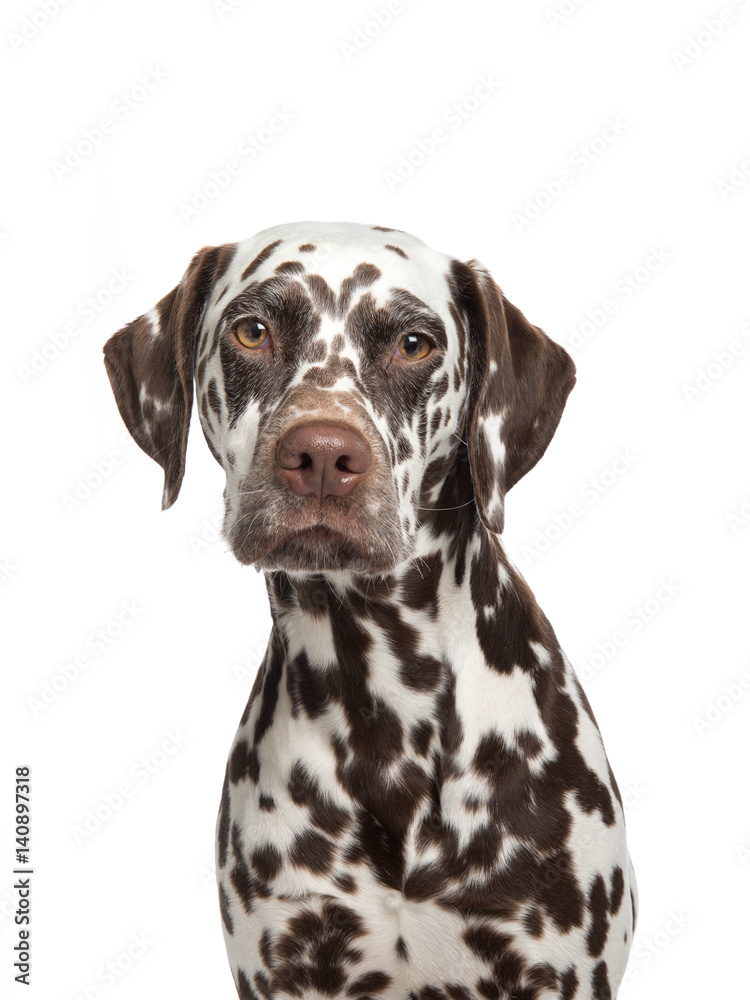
[287,523,363,552]
[294,524,346,541]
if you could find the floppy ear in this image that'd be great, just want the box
[103,245,233,509]
[451,260,576,534]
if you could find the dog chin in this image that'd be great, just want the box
[231,525,404,575]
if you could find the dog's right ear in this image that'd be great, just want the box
[103,244,235,509]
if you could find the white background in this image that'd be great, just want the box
[2,0,749,997]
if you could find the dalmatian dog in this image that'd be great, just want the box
[103,222,637,999]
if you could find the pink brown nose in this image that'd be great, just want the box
[276,423,371,499]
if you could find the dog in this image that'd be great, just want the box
[104,221,637,999]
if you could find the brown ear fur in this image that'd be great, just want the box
[103,244,234,509]
[452,260,576,534]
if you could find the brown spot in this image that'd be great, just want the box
[288,761,351,835]
[560,967,580,1000]
[207,377,221,417]
[523,906,544,937]
[251,843,282,881]
[334,872,357,893]
[591,960,612,1000]
[273,900,365,995]
[345,970,392,995]
[289,829,335,873]
[275,260,305,275]
[217,772,231,867]
[338,263,382,316]
[298,243,316,252]
[241,239,282,281]
[385,244,408,259]
[304,273,337,316]
[409,719,433,756]
[229,740,260,784]
[218,883,233,934]
[586,874,610,957]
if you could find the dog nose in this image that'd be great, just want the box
[276,423,371,499]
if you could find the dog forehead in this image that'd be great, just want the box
[207,221,456,320]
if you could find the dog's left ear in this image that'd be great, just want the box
[451,260,576,534]
[103,244,234,510]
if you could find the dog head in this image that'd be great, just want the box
[104,222,575,575]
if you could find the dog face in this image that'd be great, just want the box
[104,222,575,575]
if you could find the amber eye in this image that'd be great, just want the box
[395,333,431,361]
[234,318,270,350]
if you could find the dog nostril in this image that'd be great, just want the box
[276,422,371,499]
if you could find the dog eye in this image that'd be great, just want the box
[234,318,271,350]
[395,333,431,361]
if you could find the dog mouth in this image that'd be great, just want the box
[227,501,405,574]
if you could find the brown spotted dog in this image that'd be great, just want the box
[104,222,637,1000]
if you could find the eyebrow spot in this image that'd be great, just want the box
[305,274,337,316]
[275,260,305,275]
[385,244,408,259]
[241,240,282,281]
[298,243,316,252]
[339,262,382,316]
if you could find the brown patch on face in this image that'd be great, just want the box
[385,244,408,259]
[372,225,396,232]
[275,260,305,275]
[241,239,282,281]
[218,276,322,428]
[207,377,222,417]
[298,243,316,252]
[338,262,382,316]
[304,274,337,316]
[215,284,229,304]
[305,338,328,364]
[300,356,358,387]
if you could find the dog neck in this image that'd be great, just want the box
[259,504,558,721]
